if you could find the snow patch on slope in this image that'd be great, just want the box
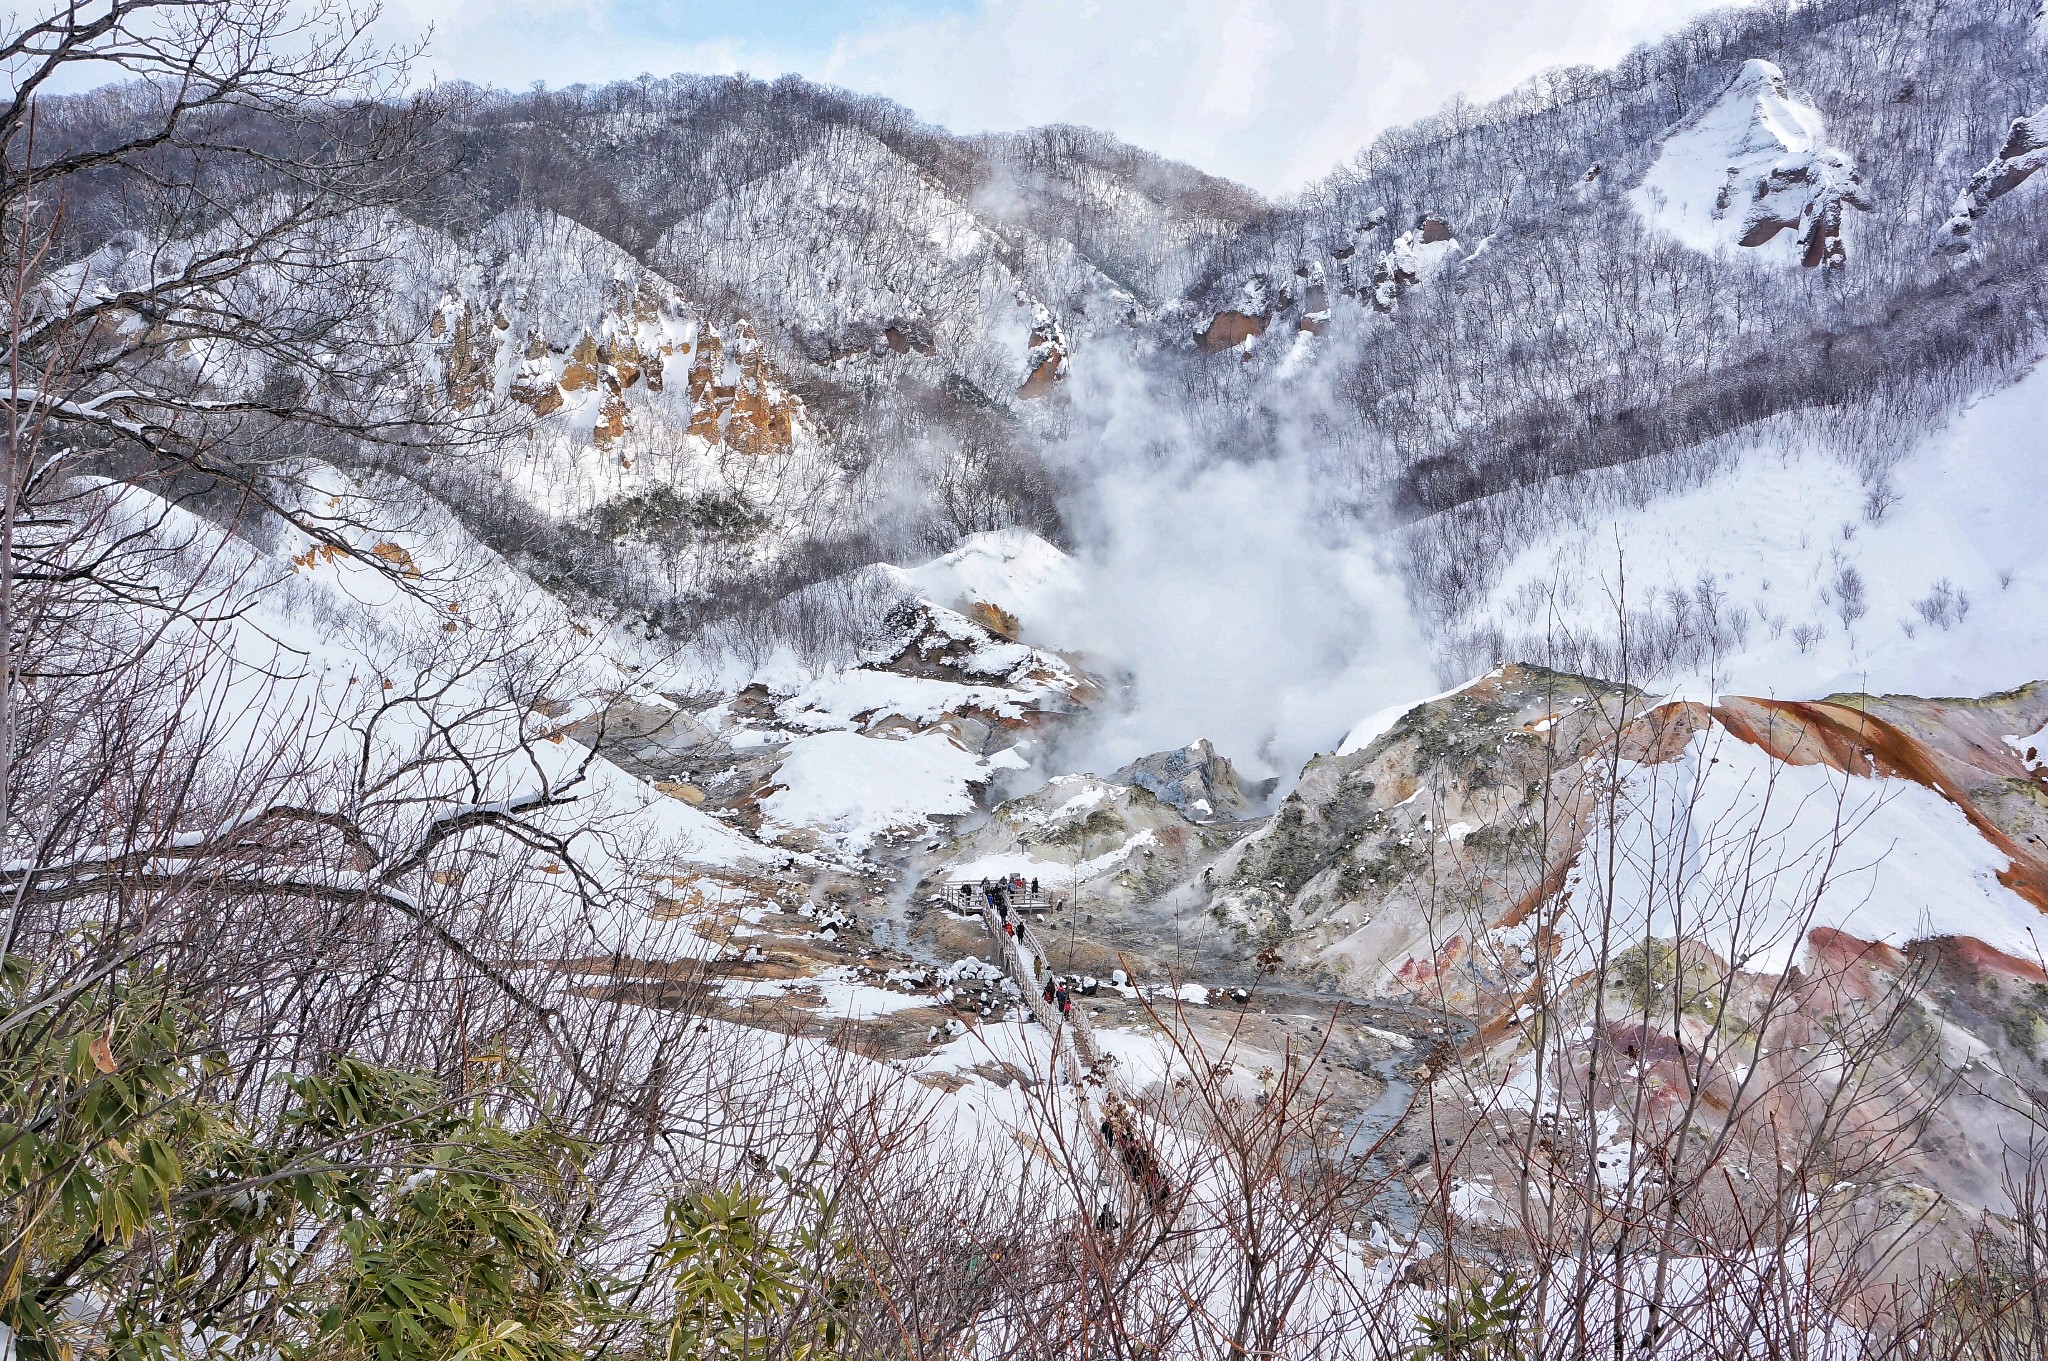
[1566,725,2047,976]
[762,730,1019,854]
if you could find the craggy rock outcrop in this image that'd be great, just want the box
[1297,261,1331,334]
[1016,299,1068,399]
[680,322,802,455]
[873,597,1092,707]
[439,264,805,456]
[1200,664,1636,991]
[1937,105,2048,253]
[1633,59,1870,268]
[1109,739,1263,823]
[1370,215,1459,311]
[880,323,936,357]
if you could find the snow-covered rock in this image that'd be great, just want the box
[1194,278,1274,351]
[1016,297,1069,399]
[1632,59,1869,268]
[927,771,1243,913]
[1936,103,2048,254]
[892,529,1079,638]
[1371,215,1460,310]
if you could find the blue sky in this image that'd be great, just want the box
[383,0,1741,195]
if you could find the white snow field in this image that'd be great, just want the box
[761,729,1021,855]
[81,463,774,967]
[1460,357,2048,701]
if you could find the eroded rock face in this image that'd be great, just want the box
[1179,667,2048,1280]
[682,323,801,455]
[1194,309,1269,352]
[440,271,805,455]
[881,323,936,356]
[1197,668,2048,1020]
[1017,299,1068,399]
[1632,59,1870,268]
[1297,260,1330,334]
[1187,663,2048,1023]
[1370,216,1459,312]
[1707,688,2048,909]
[434,300,496,405]
[873,597,1093,708]
[1202,664,1635,995]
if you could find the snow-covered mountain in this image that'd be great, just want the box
[182,0,2048,1133]
[28,0,2048,1346]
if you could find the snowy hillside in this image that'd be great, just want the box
[1446,357,2048,699]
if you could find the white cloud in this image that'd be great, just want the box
[817,0,1740,195]
[383,0,1742,194]
[379,0,773,91]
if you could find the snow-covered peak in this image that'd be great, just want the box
[655,127,1006,368]
[1632,59,1868,268]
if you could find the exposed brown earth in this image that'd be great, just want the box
[1195,309,1269,352]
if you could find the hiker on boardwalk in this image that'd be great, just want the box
[1055,984,1070,1015]
[1030,877,1040,897]
[1044,979,1055,1005]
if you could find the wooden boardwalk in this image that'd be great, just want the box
[970,885,1177,1226]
